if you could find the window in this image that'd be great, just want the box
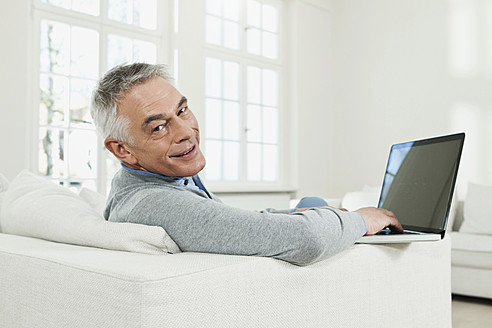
[202,0,284,188]
[34,0,165,194]
[34,0,289,193]
[204,58,241,181]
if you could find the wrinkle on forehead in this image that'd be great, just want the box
[128,78,176,111]
[118,77,182,120]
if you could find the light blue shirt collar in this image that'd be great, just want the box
[121,163,201,192]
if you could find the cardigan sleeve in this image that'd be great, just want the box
[119,188,366,266]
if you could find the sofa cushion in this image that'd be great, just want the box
[0,170,180,254]
[459,182,492,235]
[450,231,492,253]
[79,187,106,215]
[341,185,380,211]
[450,231,492,269]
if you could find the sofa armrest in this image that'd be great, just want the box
[0,233,451,328]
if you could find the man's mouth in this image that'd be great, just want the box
[170,145,195,158]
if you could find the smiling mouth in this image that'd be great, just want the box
[170,145,195,158]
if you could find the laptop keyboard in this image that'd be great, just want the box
[375,228,421,235]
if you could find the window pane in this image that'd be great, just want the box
[205,98,222,139]
[262,4,278,32]
[108,0,130,24]
[205,140,222,180]
[133,0,157,29]
[247,105,261,142]
[43,0,100,15]
[38,128,66,178]
[223,21,239,50]
[206,15,222,46]
[40,74,69,125]
[263,144,278,181]
[108,0,157,29]
[223,61,239,100]
[133,39,157,63]
[262,69,278,106]
[206,0,222,16]
[262,32,278,59]
[247,66,261,104]
[70,78,95,127]
[262,107,278,144]
[39,0,164,193]
[247,0,261,27]
[68,129,97,179]
[71,26,99,79]
[205,57,222,97]
[40,20,70,75]
[246,28,261,55]
[72,0,100,16]
[108,36,156,69]
[223,0,240,21]
[107,34,132,69]
[247,143,262,181]
[223,101,239,140]
[43,0,70,10]
[223,141,240,180]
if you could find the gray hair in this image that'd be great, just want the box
[90,63,172,145]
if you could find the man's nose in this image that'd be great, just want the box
[173,118,194,143]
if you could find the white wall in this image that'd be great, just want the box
[0,1,31,181]
[327,0,492,199]
[291,0,334,200]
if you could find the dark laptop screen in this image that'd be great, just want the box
[378,133,464,233]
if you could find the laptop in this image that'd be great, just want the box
[357,132,465,244]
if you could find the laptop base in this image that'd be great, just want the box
[356,233,441,244]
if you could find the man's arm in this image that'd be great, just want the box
[124,189,367,266]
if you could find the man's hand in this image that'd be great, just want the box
[355,207,403,235]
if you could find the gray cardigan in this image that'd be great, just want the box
[105,168,367,266]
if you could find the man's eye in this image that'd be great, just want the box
[178,106,188,115]
[152,125,165,133]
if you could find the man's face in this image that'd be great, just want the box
[116,77,206,177]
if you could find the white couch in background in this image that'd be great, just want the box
[0,173,452,328]
[448,182,492,299]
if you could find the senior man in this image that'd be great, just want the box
[91,63,402,266]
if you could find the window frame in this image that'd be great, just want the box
[30,0,295,194]
[172,0,294,193]
[31,0,170,195]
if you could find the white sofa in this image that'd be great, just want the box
[448,183,492,299]
[338,183,492,301]
[0,233,452,328]
[0,173,452,328]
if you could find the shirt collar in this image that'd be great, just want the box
[121,163,197,189]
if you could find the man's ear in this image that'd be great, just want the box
[104,137,138,165]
